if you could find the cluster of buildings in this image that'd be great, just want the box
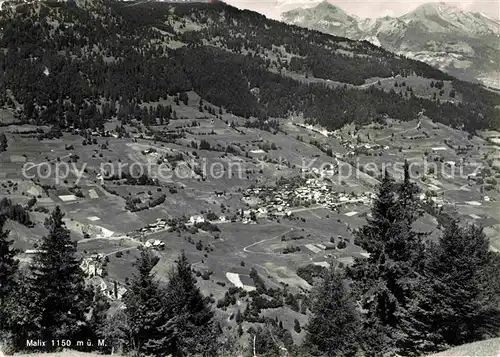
[293,123,332,138]
[189,215,206,224]
[80,253,104,277]
[419,193,445,208]
[242,178,374,217]
[341,141,389,157]
[139,218,170,234]
[144,239,165,250]
[188,214,228,224]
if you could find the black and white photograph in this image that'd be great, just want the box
[0,0,499,355]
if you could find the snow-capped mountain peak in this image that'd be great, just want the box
[411,2,463,16]
[281,1,500,88]
[281,0,361,38]
[401,2,500,34]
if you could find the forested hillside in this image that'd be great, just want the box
[0,0,499,132]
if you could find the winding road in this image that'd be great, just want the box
[242,228,294,255]
[77,235,145,258]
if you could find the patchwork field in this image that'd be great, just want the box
[1,91,499,349]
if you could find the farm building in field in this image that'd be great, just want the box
[80,258,104,277]
[90,253,104,261]
[189,215,205,224]
[145,239,165,250]
[24,249,47,254]
[257,207,268,218]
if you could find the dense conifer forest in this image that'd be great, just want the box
[0,0,499,133]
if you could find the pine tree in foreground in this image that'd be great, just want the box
[246,325,283,357]
[100,304,129,355]
[27,206,92,346]
[0,215,19,346]
[395,160,420,225]
[164,251,222,357]
[123,248,171,355]
[304,268,361,357]
[124,250,221,356]
[6,270,39,351]
[354,170,397,260]
[0,215,18,306]
[349,168,426,355]
[89,288,111,350]
[405,221,500,351]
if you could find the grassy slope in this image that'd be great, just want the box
[7,338,500,357]
[10,352,236,357]
[427,337,500,356]
[6,338,500,357]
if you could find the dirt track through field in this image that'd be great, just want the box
[77,235,144,258]
[242,228,294,255]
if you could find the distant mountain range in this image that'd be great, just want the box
[282,1,500,88]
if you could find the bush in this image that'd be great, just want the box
[294,319,301,333]
[486,177,497,186]
[206,212,219,221]
[194,221,220,232]
[199,140,211,150]
[296,264,327,285]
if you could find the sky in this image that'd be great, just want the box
[224,0,500,21]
